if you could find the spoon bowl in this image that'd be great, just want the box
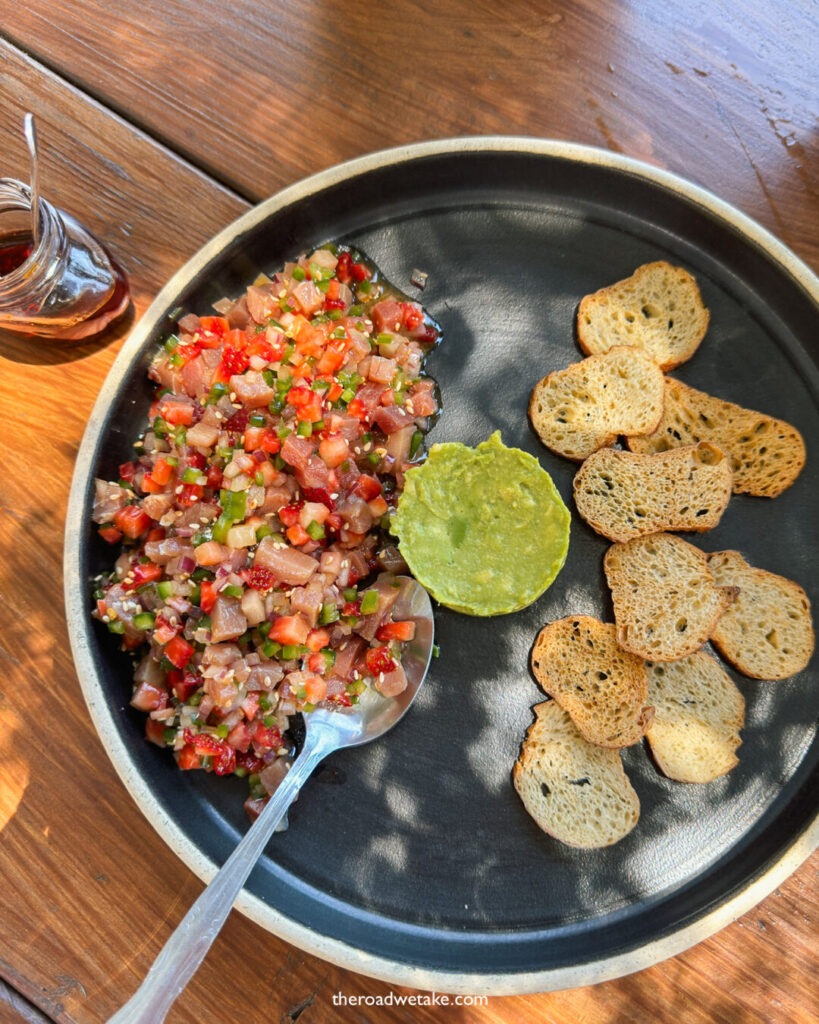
[108,575,434,1024]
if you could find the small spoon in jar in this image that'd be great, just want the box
[23,114,41,244]
[107,575,434,1024]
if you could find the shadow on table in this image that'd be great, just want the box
[0,302,134,365]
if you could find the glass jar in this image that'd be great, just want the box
[0,177,129,340]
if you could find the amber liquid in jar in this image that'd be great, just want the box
[0,230,34,276]
[0,180,130,340]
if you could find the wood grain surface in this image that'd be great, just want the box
[0,1,817,1021]
[7,0,819,268]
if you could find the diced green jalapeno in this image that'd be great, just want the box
[319,602,340,625]
[306,520,325,541]
[211,513,233,544]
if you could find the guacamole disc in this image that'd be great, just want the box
[391,431,571,616]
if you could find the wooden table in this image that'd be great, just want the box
[1,2,816,1021]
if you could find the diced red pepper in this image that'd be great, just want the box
[199,580,217,613]
[346,396,368,421]
[198,316,230,345]
[351,262,369,281]
[270,614,310,646]
[170,669,201,701]
[305,628,331,653]
[165,635,194,670]
[118,461,136,481]
[98,525,123,544]
[253,720,283,751]
[291,389,323,423]
[336,251,353,283]
[177,483,204,508]
[324,512,343,534]
[146,527,166,542]
[130,561,163,588]
[286,523,310,546]
[315,345,346,375]
[177,745,203,770]
[113,505,153,539]
[151,458,174,485]
[353,474,382,500]
[376,620,416,642]
[402,303,424,330]
[140,473,164,494]
[324,297,346,311]
[245,427,280,454]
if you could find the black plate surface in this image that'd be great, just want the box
[67,141,818,991]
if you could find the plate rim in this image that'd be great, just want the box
[64,136,819,995]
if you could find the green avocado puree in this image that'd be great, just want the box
[391,432,570,616]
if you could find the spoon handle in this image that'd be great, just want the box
[107,726,335,1024]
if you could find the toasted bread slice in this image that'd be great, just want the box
[530,616,653,747]
[627,377,805,498]
[529,346,665,461]
[604,533,737,661]
[513,700,640,848]
[577,262,709,371]
[707,550,814,679]
[573,442,733,542]
[645,651,745,783]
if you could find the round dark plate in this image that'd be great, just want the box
[66,139,818,994]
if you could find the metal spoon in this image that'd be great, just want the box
[23,114,41,244]
[108,575,434,1024]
